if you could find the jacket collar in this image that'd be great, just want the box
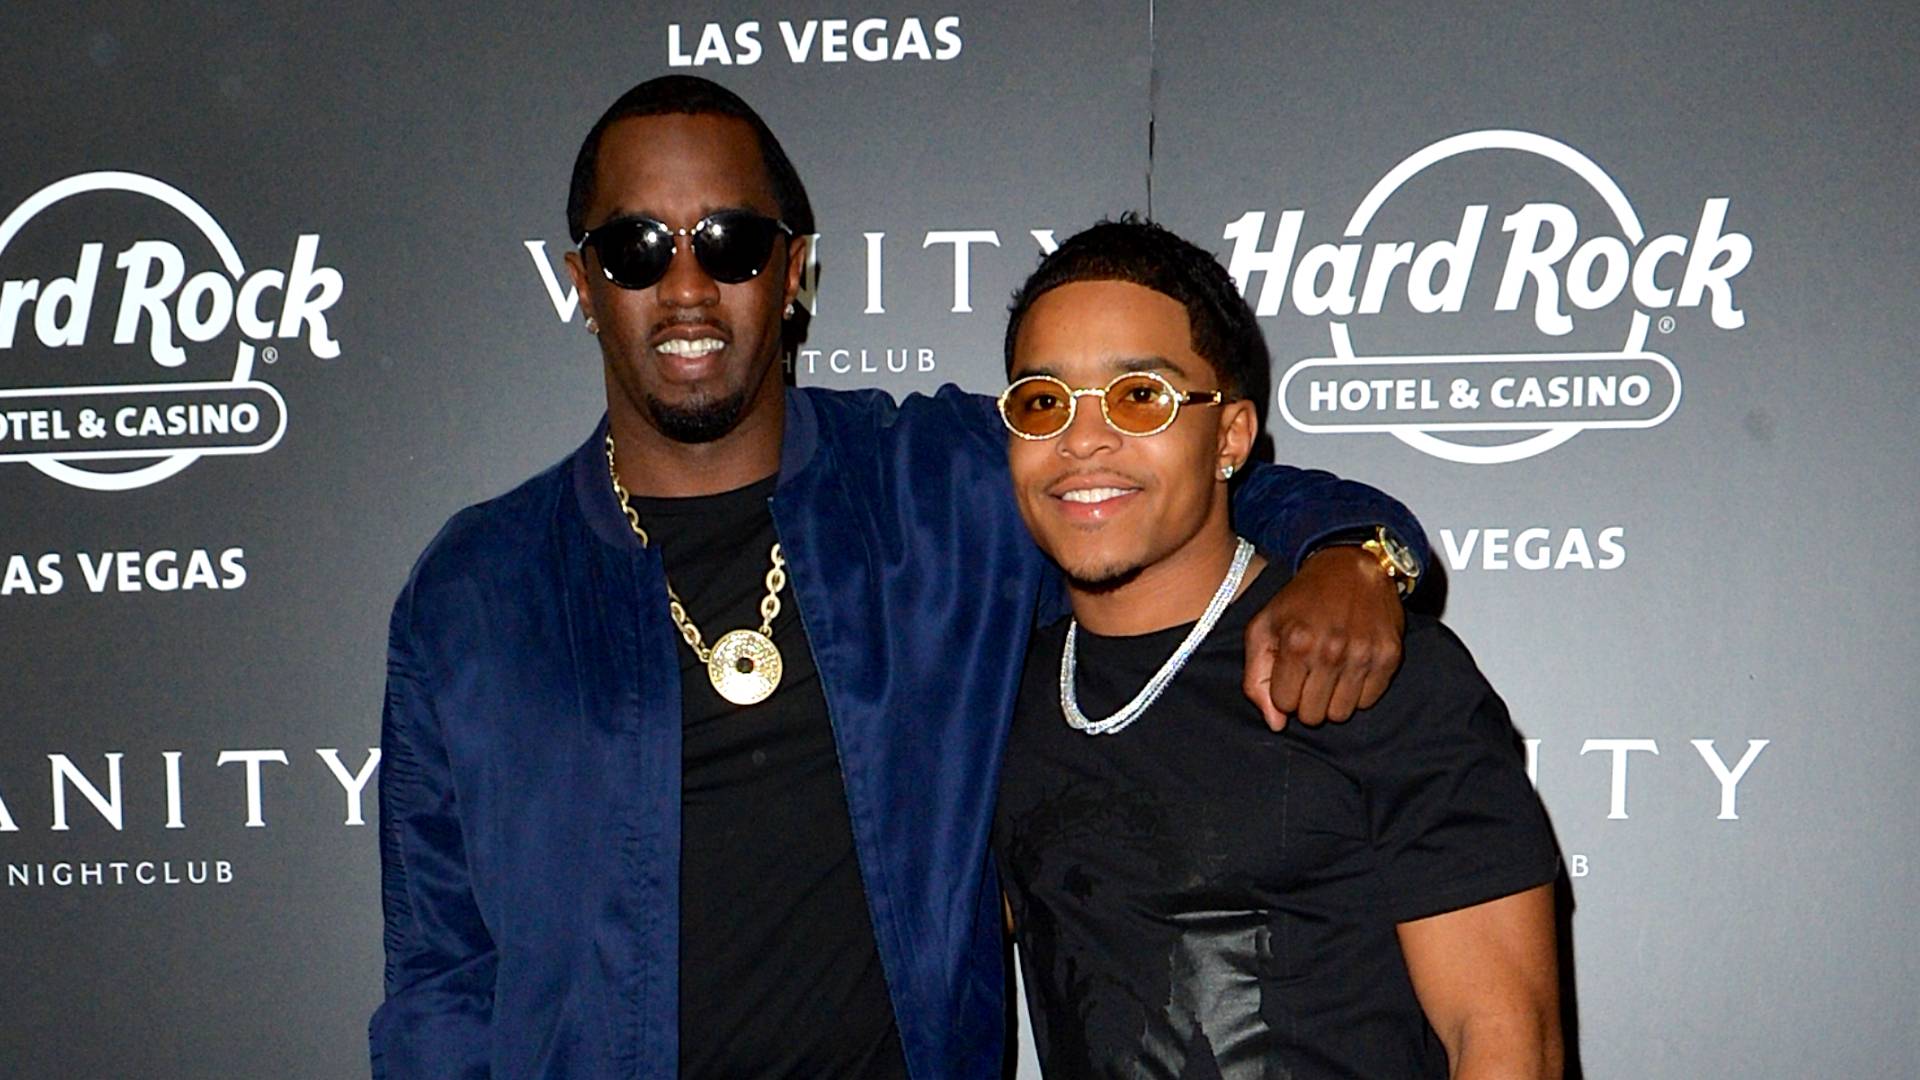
[570,388,822,551]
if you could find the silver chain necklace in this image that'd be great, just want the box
[1060,537,1255,736]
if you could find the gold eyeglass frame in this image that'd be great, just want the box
[997,370,1226,440]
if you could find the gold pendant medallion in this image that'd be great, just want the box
[707,629,783,705]
[608,435,789,707]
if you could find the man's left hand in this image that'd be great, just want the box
[1242,545,1406,731]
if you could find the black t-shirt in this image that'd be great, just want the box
[630,476,907,1079]
[995,562,1560,1079]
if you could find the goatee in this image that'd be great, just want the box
[1064,562,1145,594]
[646,387,753,444]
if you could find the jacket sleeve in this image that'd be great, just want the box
[368,587,495,1080]
[910,384,1075,622]
[1229,461,1431,575]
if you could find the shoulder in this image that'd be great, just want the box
[1027,614,1072,664]
[1344,617,1557,918]
[1380,615,1499,715]
[1284,614,1510,764]
[397,454,573,621]
[798,384,1001,455]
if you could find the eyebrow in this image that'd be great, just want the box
[1014,354,1192,381]
[1112,354,1187,377]
[590,204,765,231]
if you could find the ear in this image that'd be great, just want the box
[563,248,596,327]
[781,231,809,313]
[1217,398,1257,477]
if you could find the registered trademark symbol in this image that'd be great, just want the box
[261,346,279,363]
[1657,316,1676,334]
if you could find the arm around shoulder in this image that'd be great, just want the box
[369,589,495,1080]
[1230,461,1429,574]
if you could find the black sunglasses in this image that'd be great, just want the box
[577,210,795,290]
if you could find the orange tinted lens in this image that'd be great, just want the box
[1004,378,1074,437]
[1103,374,1177,434]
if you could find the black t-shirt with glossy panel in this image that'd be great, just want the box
[994,562,1559,1079]
[630,476,907,1079]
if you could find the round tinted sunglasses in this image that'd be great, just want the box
[998,371,1226,440]
[577,210,795,290]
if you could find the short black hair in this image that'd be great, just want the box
[565,75,814,242]
[1004,214,1269,412]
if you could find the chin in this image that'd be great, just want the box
[1054,547,1148,593]
[645,386,752,444]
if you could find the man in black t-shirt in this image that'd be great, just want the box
[993,218,1563,1078]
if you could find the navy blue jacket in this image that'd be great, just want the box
[371,386,1426,1079]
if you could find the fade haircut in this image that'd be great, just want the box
[565,75,814,242]
[1003,214,1269,412]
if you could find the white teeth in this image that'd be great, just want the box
[1060,487,1134,504]
[656,337,724,358]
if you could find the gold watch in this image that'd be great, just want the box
[1360,526,1420,598]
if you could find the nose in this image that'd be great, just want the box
[1057,391,1122,460]
[655,232,719,309]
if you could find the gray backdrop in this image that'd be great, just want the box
[2,3,1913,1077]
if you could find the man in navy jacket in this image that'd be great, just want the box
[371,76,1428,1078]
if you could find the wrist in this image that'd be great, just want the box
[1306,526,1420,598]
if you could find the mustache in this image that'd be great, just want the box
[649,313,734,339]
[1043,467,1151,491]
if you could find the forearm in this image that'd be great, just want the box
[1399,885,1561,1080]
[1230,461,1429,574]
[371,974,495,1080]
[1445,1006,1563,1080]
[374,596,497,1078]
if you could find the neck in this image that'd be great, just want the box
[606,374,786,498]
[1069,513,1265,636]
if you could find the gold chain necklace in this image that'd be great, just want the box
[606,435,787,706]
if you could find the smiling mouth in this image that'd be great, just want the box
[655,337,725,359]
[1058,486,1139,504]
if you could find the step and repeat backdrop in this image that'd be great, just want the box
[2,3,1914,1077]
